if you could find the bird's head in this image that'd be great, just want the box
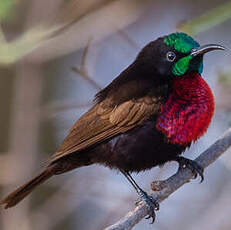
[136,32,225,80]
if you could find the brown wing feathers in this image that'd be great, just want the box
[51,96,161,162]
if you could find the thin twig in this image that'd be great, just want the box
[72,39,102,91]
[116,27,139,50]
[104,127,231,230]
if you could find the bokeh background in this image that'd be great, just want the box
[0,0,231,229]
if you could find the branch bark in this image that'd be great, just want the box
[104,127,231,230]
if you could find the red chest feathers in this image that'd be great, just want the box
[156,73,214,146]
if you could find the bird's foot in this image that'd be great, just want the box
[135,189,159,224]
[175,156,204,182]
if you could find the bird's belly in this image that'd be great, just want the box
[89,121,187,172]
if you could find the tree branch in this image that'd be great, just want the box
[104,127,231,230]
[71,38,102,91]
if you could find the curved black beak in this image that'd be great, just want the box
[191,44,226,57]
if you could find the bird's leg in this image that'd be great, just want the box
[174,156,204,182]
[120,170,159,223]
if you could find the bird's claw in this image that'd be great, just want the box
[135,190,159,224]
[176,157,204,183]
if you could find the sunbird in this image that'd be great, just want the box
[0,32,225,223]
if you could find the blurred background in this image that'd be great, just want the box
[0,0,231,229]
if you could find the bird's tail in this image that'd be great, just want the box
[0,164,56,209]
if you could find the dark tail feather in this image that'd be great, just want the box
[0,165,56,209]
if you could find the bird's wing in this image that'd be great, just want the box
[50,96,162,162]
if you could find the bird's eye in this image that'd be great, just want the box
[166,51,176,62]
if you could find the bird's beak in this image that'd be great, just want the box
[191,44,226,57]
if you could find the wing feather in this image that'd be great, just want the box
[50,96,161,162]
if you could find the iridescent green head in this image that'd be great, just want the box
[136,32,225,79]
[164,33,200,54]
[164,33,202,76]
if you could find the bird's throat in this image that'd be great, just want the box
[156,73,214,146]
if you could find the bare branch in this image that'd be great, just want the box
[72,39,102,91]
[81,38,92,72]
[116,27,140,50]
[104,127,231,230]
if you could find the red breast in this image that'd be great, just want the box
[156,73,214,145]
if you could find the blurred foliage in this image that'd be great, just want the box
[178,1,231,35]
[0,0,123,65]
[0,0,18,21]
[0,0,230,66]
[3,0,231,66]
[0,24,69,65]
[218,72,231,88]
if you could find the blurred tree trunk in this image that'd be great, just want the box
[1,0,49,229]
[1,63,43,230]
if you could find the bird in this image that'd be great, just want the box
[0,32,225,223]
